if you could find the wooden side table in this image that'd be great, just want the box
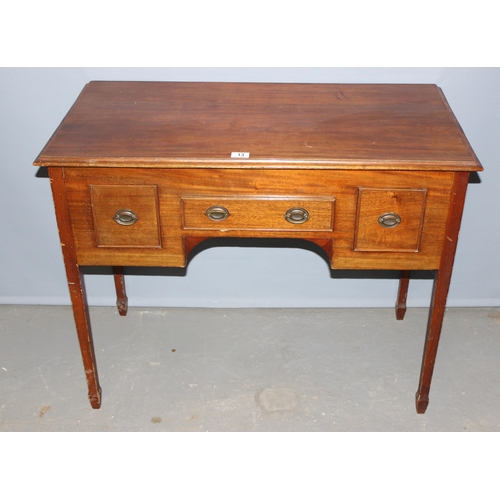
[34,82,482,413]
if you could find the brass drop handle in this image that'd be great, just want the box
[205,205,230,221]
[113,209,138,226]
[378,212,401,228]
[284,207,310,224]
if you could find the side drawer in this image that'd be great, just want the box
[181,196,335,231]
[354,187,427,252]
[90,185,161,248]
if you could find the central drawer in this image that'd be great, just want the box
[181,196,335,231]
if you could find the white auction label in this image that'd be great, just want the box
[231,152,250,158]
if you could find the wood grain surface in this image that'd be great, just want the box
[34,82,482,170]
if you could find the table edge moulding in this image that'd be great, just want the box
[33,81,483,413]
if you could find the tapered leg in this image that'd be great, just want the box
[415,270,450,413]
[49,167,102,408]
[395,270,411,320]
[113,266,128,316]
[415,172,470,414]
[67,268,102,408]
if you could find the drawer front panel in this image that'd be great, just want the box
[182,196,335,231]
[354,188,427,252]
[62,168,454,269]
[90,185,161,248]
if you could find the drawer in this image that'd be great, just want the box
[90,185,161,248]
[181,196,335,231]
[354,188,427,252]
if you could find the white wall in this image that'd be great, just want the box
[1,67,499,308]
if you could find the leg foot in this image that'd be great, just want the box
[89,386,102,409]
[395,270,411,320]
[415,391,429,414]
[113,266,128,316]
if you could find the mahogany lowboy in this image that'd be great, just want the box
[34,82,482,413]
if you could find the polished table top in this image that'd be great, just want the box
[34,81,481,171]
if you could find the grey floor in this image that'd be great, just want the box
[1,304,500,431]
